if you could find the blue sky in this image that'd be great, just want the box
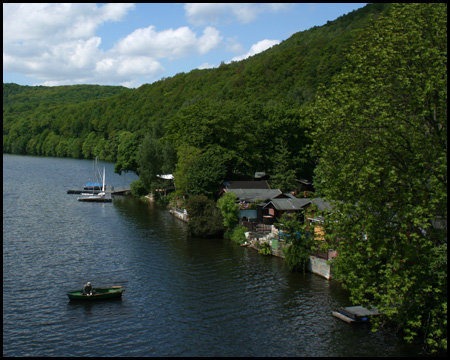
[3,3,367,88]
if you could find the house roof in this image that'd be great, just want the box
[225,188,282,202]
[311,198,333,212]
[264,198,312,211]
[223,180,270,189]
[157,174,174,180]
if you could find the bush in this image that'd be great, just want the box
[259,242,272,256]
[130,179,148,197]
[230,225,248,244]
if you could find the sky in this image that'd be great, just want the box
[3,3,367,89]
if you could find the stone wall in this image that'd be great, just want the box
[306,256,332,280]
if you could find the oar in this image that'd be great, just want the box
[111,286,123,289]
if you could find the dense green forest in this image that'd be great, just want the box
[3,3,388,187]
[3,3,447,353]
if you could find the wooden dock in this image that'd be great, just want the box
[77,196,112,203]
[67,186,130,195]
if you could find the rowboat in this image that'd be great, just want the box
[67,286,124,301]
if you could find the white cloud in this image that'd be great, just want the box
[3,3,135,42]
[115,25,222,59]
[96,56,164,77]
[100,3,135,22]
[3,3,216,86]
[2,3,150,86]
[231,39,280,62]
[184,3,290,26]
[197,62,216,70]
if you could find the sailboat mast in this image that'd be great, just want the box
[102,167,105,192]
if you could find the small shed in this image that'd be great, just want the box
[262,198,312,224]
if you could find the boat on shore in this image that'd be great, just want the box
[67,286,124,301]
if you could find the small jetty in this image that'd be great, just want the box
[67,186,130,195]
[67,189,101,194]
[77,196,112,203]
[332,306,379,323]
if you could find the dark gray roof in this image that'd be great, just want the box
[224,180,270,189]
[264,198,312,211]
[226,189,282,202]
[311,198,333,212]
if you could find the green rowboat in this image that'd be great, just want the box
[67,286,124,301]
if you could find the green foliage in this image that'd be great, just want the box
[130,179,149,197]
[217,192,240,229]
[172,145,202,196]
[3,84,130,159]
[259,242,272,256]
[185,148,227,197]
[276,213,312,272]
[185,195,224,238]
[136,127,176,190]
[310,3,447,353]
[230,225,248,245]
[114,131,140,174]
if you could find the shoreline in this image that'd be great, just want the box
[169,207,332,280]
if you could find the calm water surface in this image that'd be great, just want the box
[3,154,421,357]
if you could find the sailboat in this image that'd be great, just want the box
[77,166,112,202]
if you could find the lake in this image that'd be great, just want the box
[3,154,420,356]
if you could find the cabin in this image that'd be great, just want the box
[221,187,291,231]
[225,188,284,203]
[262,198,312,225]
[155,174,175,195]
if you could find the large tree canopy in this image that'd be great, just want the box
[310,3,446,353]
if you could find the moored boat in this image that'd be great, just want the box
[78,166,112,202]
[67,286,124,301]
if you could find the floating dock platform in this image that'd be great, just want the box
[77,196,112,202]
[67,189,101,194]
[332,306,379,323]
[67,186,130,195]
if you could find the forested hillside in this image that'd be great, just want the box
[4,3,388,188]
[3,4,447,353]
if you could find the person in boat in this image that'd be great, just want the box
[83,282,93,296]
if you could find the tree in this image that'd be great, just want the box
[257,105,314,191]
[310,4,447,353]
[276,213,312,272]
[136,131,176,191]
[217,192,241,240]
[186,195,224,238]
[217,192,240,229]
[172,145,202,196]
[185,147,227,197]
[114,131,140,174]
[82,132,98,159]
